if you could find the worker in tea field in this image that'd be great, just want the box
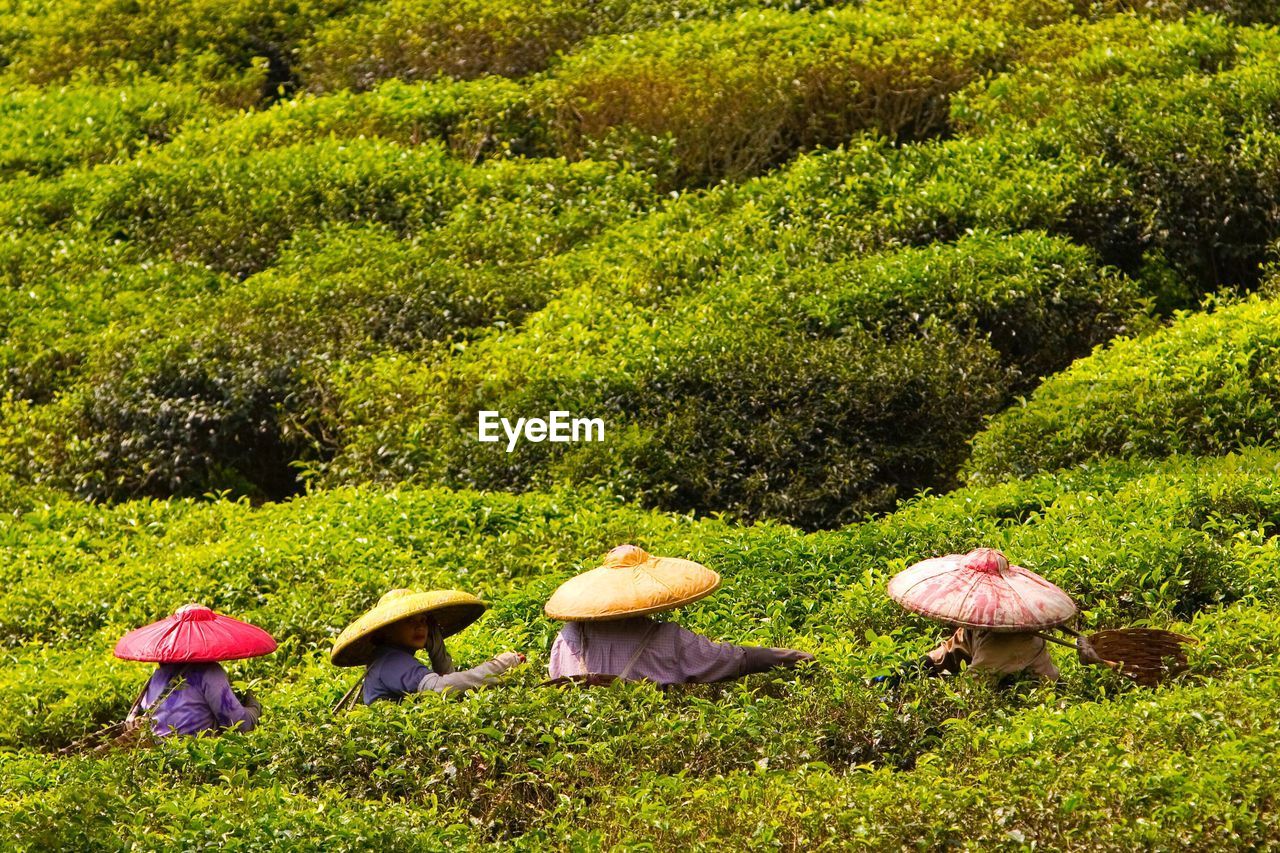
[544,544,814,685]
[114,603,275,736]
[331,589,525,705]
[887,547,1082,682]
[883,547,1194,688]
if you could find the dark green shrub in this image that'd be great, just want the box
[326,231,1142,528]
[966,294,1280,484]
[3,157,657,501]
[0,80,225,179]
[5,0,354,107]
[954,15,1280,293]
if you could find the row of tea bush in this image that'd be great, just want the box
[1,444,1278,845]
[7,12,1280,527]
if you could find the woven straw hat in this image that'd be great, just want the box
[331,589,487,667]
[888,547,1077,633]
[544,544,721,621]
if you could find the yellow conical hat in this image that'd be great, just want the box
[331,588,487,667]
[544,544,721,621]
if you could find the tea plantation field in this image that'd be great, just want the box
[2,0,1280,848]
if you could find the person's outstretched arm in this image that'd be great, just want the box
[416,653,523,695]
[672,624,812,683]
[738,645,814,676]
[924,628,971,675]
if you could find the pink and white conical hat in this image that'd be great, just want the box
[887,548,1077,632]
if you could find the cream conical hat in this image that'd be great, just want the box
[544,544,721,621]
[331,588,487,667]
[887,547,1077,633]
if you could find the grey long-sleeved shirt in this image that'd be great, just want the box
[362,629,519,704]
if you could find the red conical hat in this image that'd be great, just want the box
[887,548,1077,632]
[114,604,278,663]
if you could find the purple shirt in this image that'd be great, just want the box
[134,662,260,737]
[364,647,438,704]
[362,637,519,704]
[548,617,808,684]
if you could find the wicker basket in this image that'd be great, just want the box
[1087,628,1195,687]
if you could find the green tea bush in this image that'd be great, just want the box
[1,156,656,501]
[160,76,545,163]
[967,294,1280,484]
[19,10,1279,520]
[0,3,1278,848]
[0,0,1083,181]
[2,450,1279,846]
[81,137,467,278]
[21,18,1280,514]
[527,656,1280,849]
[326,231,1142,528]
[796,230,1144,383]
[5,659,1276,849]
[1109,0,1280,23]
[300,0,596,90]
[293,0,1096,189]
[0,771,465,849]
[297,0,779,93]
[23,129,653,281]
[538,2,1058,187]
[14,449,1277,708]
[0,80,225,179]
[953,14,1280,293]
[0,232,231,402]
[296,0,943,96]
[3,0,353,108]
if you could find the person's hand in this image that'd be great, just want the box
[1076,636,1106,667]
[239,690,262,713]
[494,651,525,669]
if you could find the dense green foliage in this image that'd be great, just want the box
[0,80,227,179]
[297,0,796,92]
[3,0,1280,847]
[2,449,1280,846]
[324,230,1141,528]
[967,290,1280,483]
[7,8,1280,524]
[10,10,1280,522]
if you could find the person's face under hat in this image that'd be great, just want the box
[377,613,438,650]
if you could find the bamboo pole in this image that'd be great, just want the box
[332,675,366,714]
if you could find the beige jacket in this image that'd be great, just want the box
[927,627,1059,681]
